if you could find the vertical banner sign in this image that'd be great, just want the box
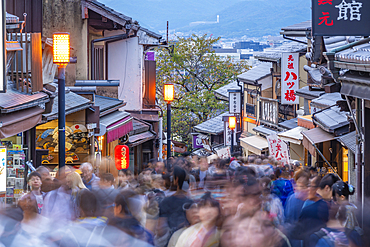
[228,90,241,114]
[224,121,237,146]
[312,0,370,36]
[114,145,130,170]
[267,134,290,165]
[0,147,6,192]
[281,53,299,105]
[0,1,5,93]
[216,147,231,159]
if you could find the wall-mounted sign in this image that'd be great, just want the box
[114,145,130,170]
[216,147,231,159]
[0,147,6,192]
[312,0,370,36]
[224,121,237,146]
[281,53,299,105]
[228,90,241,114]
[266,134,290,165]
[260,97,279,125]
[192,134,204,149]
[0,1,5,93]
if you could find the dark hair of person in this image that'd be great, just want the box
[79,190,98,217]
[114,191,133,216]
[311,175,322,188]
[27,171,42,182]
[294,170,310,182]
[319,173,340,190]
[274,168,281,179]
[173,166,186,190]
[332,181,355,200]
[100,173,114,183]
[199,192,221,217]
[119,169,131,176]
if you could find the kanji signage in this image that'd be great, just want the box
[281,53,299,105]
[224,121,237,146]
[228,90,241,114]
[312,0,370,36]
[216,147,231,159]
[266,134,290,165]
[0,1,5,93]
[114,145,130,170]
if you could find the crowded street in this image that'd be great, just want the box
[1,0,370,246]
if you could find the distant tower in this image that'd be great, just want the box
[217,15,219,23]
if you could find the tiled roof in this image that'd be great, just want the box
[335,40,370,64]
[129,119,150,135]
[0,87,49,113]
[95,95,125,114]
[255,42,307,62]
[295,86,325,100]
[311,92,343,109]
[238,63,272,83]
[193,112,229,135]
[214,81,239,101]
[281,21,311,32]
[336,131,356,154]
[43,91,91,120]
[278,118,298,130]
[312,106,349,134]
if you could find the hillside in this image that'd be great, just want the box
[99,0,311,38]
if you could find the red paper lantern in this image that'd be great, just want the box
[114,145,130,170]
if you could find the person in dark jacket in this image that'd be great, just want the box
[93,173,119,218]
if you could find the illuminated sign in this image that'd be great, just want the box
[0,147,6,192]
[114,145,129,170]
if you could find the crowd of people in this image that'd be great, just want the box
[0,154,368,247]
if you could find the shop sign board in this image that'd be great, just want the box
[216,147,231,159]
[0,147,6,192]
[228,90,241,114]
[114,145,129,170]
[224,121,237,146]
[266,134,290,165]
[281,53,299,105]
[312,0,370,36]
[0,1,5,93]
[192,134,204,149]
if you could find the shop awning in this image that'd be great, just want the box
[336,131,356,154]
[0,107,44,139]
[128,131,155,147]
[98,111,133,143]
[240,135,269,155]
[302,127,335,156]
[278,126,308,145]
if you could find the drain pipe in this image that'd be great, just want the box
[91,34,128,80]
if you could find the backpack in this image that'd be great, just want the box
[314,228,349,247]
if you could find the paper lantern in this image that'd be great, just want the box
[114,145,130,170]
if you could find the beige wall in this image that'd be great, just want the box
[43,0,89,81]
[299,55,307,109]
[290,143,304,163]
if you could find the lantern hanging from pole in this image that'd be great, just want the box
[114,145,130,170]
[229,116,236,130]
[53,33,70,65]
[164,84,174,102]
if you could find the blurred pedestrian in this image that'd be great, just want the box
[80,162,100,190]
[94,173,119,218]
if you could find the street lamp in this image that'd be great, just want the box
[229,116,236,153]
[164,84,174,160]
[53,33,70,177]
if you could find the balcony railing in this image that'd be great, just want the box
[7,32,43,93]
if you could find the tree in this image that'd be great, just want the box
[156,34,249,149]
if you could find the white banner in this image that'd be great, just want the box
[229,91,241,114]
[224,121,237,146]
[216,147,231,159]
[281,53,299,104]
[267,134,290,165]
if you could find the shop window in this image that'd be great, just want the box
[93,45,104,80]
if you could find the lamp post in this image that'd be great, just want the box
[229,116,236,153]
[164,84,174,160]
[53,33,70,177]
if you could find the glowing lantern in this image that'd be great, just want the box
[53,33,70,65]
[229,116,236,130]
[114,145,130,170]
[164,84,174,102]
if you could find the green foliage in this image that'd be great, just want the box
[156,34,249,149]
